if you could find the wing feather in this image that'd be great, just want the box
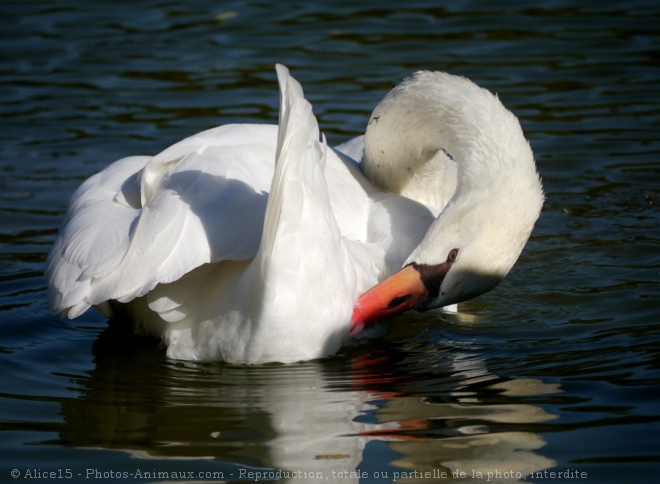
[47,125,277,317]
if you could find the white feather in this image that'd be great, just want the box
[46,65,542,363]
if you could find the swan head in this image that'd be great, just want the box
[351,189,540,333]
[351,70,544,334]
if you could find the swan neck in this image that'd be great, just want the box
[361,71,539,212]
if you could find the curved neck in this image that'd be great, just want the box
[361,71,540,217]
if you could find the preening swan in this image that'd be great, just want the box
[46,65,543,364]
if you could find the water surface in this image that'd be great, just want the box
[1,1,659,482]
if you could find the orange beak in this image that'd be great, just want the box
[351,264,428,336]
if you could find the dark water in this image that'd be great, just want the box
[1,1,659,482]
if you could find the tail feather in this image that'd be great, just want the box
[243,64,354,360]
[260,64,325,262]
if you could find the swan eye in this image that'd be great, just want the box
[447,248,459,263]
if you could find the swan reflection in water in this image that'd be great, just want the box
[55,322,558,483]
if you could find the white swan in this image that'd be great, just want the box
[46,65,543,364]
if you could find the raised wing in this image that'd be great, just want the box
[46,124,279,318]
[155,65,363,362]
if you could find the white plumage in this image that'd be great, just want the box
[46,65,543,364]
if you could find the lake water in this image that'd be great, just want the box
[1,1,658,482]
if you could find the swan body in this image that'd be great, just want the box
[46,65,543,364]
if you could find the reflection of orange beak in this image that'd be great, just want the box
[351,264,428,336]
